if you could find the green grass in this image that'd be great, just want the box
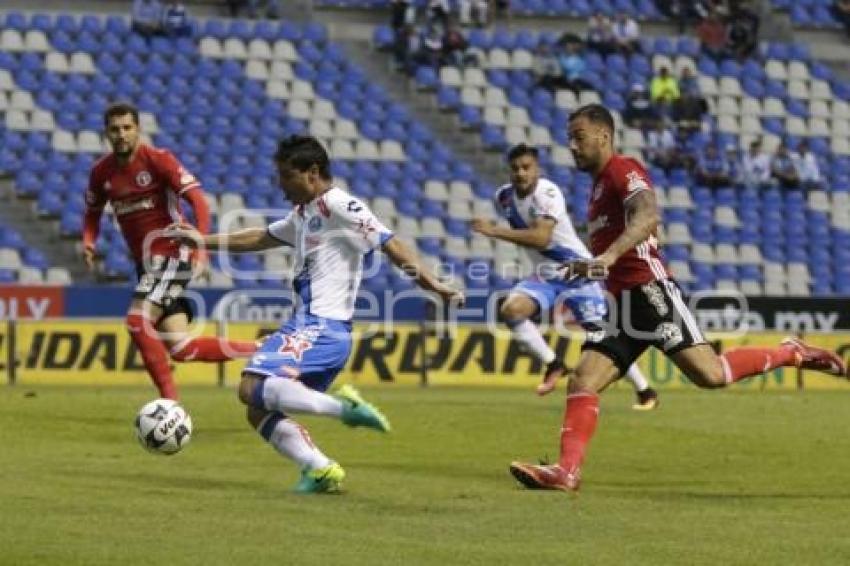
[3,385,850,565]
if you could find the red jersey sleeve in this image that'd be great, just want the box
[151,148,201,196]
[82,167,108,249]
[611,158,653,204]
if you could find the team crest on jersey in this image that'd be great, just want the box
[308,216,322,232]
[104,181,112,192]
[625,171,649,194]
[136,171,152,187]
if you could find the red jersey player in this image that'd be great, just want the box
[509,103,847,492]
[82,102,257,399]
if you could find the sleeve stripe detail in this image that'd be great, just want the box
[379,232,395,245]
[266,226,290,244]
[178,183,201,196]
[623,187,648,203]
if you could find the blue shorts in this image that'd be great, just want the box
[243,313,352,392]
[511,277,607,326]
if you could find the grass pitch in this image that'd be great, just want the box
[2,384,850,565]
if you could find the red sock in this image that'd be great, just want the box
[720,346,797,384]
[126,312,179,400]
[559,392,599,474]
[170,336,257,362]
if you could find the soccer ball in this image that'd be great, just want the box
[134,399,193,455]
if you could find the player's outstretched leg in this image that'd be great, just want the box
[692,338,848,386]
[335,384,392,432]
[253,409,345,493]
[625,364,659,411]
[169,336,258,362]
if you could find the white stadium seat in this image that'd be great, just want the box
[45,52,69,73]
[248,38,272,60]
[245,60,269,80]
[484,87,508,108]
[270,61,294,80]
[380,140,405,161]
[764,59,787,80]
[199,37,222,58]
[333,119,359,140]
[463,67,488,87]
[272,40,298,61]
[70,52,96,74]
[440,66,462,88]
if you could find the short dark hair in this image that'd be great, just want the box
[507,143,539,163]
[568,103,615,134]
[103,102,139,128]
[274,135,331,180]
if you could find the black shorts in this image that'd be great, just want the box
[134,254,194,321]
[581,278,706,376]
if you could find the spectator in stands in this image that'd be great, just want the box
[770,142,800,190]
[586,12,614,55]
[459,0,489,27]
[671,68,706,134]
[394,24,417,73]
[678,67,700,99]
[557,42,593,95]
[532,43,564,91]
[442,24,472,67]
[611,13,641,54]
[132,0,163,37]
[644,122,681,172]
[650,66,679,119]
[696,10,727,60]
[793,140,823,192]
[623,83,658,129]
[161,0,192,37]
[417,25,445,68]
[427,0,451,32]
[725,143,742,186]
[695,145,732,189]
[726,3,759,59]
[741,139,772,189]
[835,0,850,36]
[231,0,280,18]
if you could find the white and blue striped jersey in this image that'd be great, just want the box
[267,186,393,321]
[495,177,590,277]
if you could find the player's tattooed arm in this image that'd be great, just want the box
[598,190,660,266]
[470,217,555,250]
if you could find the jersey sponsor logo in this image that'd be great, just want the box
[308,216,322,232]
[587,214,608,235]
[655,322,683,350]
[641,282,669,316]
[113,197,155,216]
[625,170,649,194]
[136,171,152,187]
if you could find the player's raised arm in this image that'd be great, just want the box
[381,237,464,303]
[471,216,556,250]
[167,224,290,253]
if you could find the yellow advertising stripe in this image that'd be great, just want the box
[6,320,850,390]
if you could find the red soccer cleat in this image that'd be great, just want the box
[509,461,581,492]
[536,360,571,396]
[781,337,847,377]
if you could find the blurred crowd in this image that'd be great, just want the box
[131,0,192,37]
[390,0,509,73]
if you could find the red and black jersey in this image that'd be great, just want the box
[85,144,201,262]
[587,154,671,296]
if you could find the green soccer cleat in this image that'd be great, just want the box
[293,462,346,494]
[336,384,392,432]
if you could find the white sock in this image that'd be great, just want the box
[625,364,650,392]
[260,377,344,417]
[259,414,331,470]
[510,319,556,364]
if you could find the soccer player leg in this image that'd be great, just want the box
[566,282,658,409]
[127,263,182,399]
[246,405,343,493]
[502,279,568,395]
[238,320,351,418]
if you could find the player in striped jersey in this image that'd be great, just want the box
[170,135,462,492]
[83,102,257,400]
[510,104,847,492]
[472,143,658,409]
